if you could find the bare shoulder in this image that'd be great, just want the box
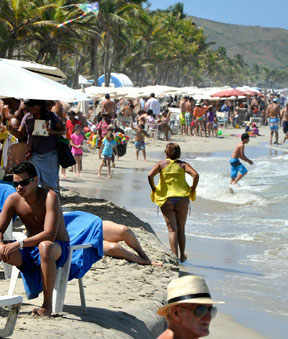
[234,142,243,150]
[45,189,60,207]
[3,192,20,207]
[46,189,59,202]
[157,329,173,339]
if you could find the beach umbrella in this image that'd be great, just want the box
[0,58,67,82]
[210,88,247,98]
[76,87,90,116]
[84,86,118,97]
[0,59,89,102]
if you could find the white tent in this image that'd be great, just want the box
[0,59,88,102]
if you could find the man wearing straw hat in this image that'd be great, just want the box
[157,275,224,339]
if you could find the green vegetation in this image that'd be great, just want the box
[191,16,288,68]
[0,1,287,88]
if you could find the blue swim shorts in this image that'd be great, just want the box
[135,141,145,151]
[269,117,279,131]
[282,121,288,134]
[18,240,70,273]
[230,158,247,179]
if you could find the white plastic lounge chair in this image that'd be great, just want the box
[0,295,23,338]
[8,243,92,313]
[8,210,103,314]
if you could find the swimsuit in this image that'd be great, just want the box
[230,158,247,179]
[282,121,288,134]
[185,113,192,126]
[179,113,185,126]
[18,240,70,299]
[269,117,279,131]
[135,141,145,151]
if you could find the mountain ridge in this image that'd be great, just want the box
[190,16,288,69]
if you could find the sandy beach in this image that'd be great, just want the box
[1,127,274,338]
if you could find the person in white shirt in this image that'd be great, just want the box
[147,93,160,117]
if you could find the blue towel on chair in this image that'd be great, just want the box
[66,211,103,280]
[0,183,17,221]
[0,183,16,212]
[19,210,103,299]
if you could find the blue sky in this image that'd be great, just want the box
[148,0,288,29]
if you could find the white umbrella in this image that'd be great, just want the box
[0,59,89,102]
[84,86,118,97]
[0,58,67,82]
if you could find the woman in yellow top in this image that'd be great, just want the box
[148,143,199,262]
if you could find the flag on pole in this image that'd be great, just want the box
[57,2,99,28]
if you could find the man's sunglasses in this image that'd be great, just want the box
[179,305,217,319]
[13,177,34,188]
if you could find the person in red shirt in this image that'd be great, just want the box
[66,111,81,140]
[61,112,81,178]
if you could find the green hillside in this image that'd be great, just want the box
[190,16,288,69]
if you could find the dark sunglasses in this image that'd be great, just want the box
[179,305,217,319]
[13,177,34,188]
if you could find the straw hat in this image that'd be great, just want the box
[157,275,224,317]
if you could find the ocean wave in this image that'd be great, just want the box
[197,185,266,206]
[185,232,258,242]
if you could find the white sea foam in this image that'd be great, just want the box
[185,232,257,242]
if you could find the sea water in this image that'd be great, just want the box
[70,143,288,338]
[181,146,288,338]
[110,145,288,338]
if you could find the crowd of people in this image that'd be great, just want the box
[0,88,287,337]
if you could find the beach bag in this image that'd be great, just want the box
[116,144,127,157]
[56,136,76,168]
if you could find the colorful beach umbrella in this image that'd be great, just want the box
[210,89,247,98]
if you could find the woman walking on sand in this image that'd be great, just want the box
[148,143,199,262]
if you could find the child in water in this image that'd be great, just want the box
[98,132,117,178]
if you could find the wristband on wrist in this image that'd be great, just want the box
[19,240,24,249]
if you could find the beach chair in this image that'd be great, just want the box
[216,111,229,128]
[8,211,103,314]
[0,295,23,338]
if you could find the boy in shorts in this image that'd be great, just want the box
[230,133,254,184]
[130,121,150,160]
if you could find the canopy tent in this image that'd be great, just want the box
[0,59,88,102]
[0,58,67,82]
[97,73,133,88]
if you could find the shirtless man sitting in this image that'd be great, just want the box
[230,133,253,185]
[0,161,70,317]
[266,98,281,145]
